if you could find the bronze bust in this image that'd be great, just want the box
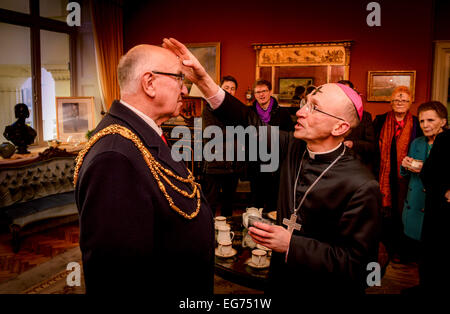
[3,103,37,154]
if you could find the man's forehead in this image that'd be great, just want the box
[393,92,409,99]
[307,85,330,100]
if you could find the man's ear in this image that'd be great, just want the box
[331,121,351,137]
[141,72,156,98]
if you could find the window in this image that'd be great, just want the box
[0,23,33,142]
[0,0,30,14]
[39,0,69,22]
[0,0,75,145]
[40,30,71,141]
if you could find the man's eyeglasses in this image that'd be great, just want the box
[254,89,269,95]
[298,101,346,122]
[152,71,185,88]
[392,99,410,104]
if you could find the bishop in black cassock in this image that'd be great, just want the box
[212,92,382,295]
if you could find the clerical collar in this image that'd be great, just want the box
[307,143,345,161]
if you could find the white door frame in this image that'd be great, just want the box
[432,41,450,116]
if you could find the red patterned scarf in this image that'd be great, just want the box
[379,111,413,207]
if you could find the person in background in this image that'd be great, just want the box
[400,101,447,294]
[292,85,306,101]
[419,126,450,294]
[249,79,294,213]
[201,75,243,216]
[338,80,376,171]
[373,86,423,263]
[305,85,316,97]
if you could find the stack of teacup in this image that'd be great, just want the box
[215,216,235,256]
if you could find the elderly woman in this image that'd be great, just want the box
[401,101,447,241]
[373,86,423,263]
[400,101,447,295]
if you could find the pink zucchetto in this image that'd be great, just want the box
[335,83,363,121]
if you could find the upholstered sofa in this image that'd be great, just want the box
[0,147,79,252]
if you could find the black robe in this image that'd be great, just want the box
[75,101,215,296]
[213,92,382,294]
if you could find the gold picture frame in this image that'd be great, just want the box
[367,71,416,102]
[186,42,220,85]
[56,96,95,143]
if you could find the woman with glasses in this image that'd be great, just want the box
[248,79,294,214]
[373,86,423,264]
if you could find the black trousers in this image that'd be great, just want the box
[202,173,239,217]
[249,171,279,213]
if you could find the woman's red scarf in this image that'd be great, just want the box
[379,111,413,207]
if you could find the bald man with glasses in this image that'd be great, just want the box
[74,44,214,296]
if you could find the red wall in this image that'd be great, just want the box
[123,0,435,118]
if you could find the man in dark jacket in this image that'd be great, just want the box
[202,75,244,216]
[338,80,376,171]
[249,79,294,212]
[74,44,214,296]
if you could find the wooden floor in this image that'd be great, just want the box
[0,220,420,294]
[0,223,79,284]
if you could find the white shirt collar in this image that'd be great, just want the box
[119,100,162,136]
[307,143,343,160]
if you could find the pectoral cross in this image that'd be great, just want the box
[283,213,302,235]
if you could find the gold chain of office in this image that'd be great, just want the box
[73,124,201,219]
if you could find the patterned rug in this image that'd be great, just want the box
[0,247,85,294]
[0,245,261,294]
[0,240,417,294]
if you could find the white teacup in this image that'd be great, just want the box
[251,249,267,266]
[217,224,234,244]
[215,216,227,229]
[218,240,233,256]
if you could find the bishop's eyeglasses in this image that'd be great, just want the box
[298,100,346,122]
[152,71,185,88]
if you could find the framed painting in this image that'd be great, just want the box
[56,96,95,142]
[278,77,314,101]
[186,42,220,93]
[367,71,416,102]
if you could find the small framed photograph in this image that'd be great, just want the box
[278,77,314,101]
[367,71,416,102]
[56,96,95,142]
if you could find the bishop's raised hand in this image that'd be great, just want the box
[162,38,218,98]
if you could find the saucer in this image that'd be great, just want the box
[215,247,237,258]
[267,211,276,221]
[246,258,271,269]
